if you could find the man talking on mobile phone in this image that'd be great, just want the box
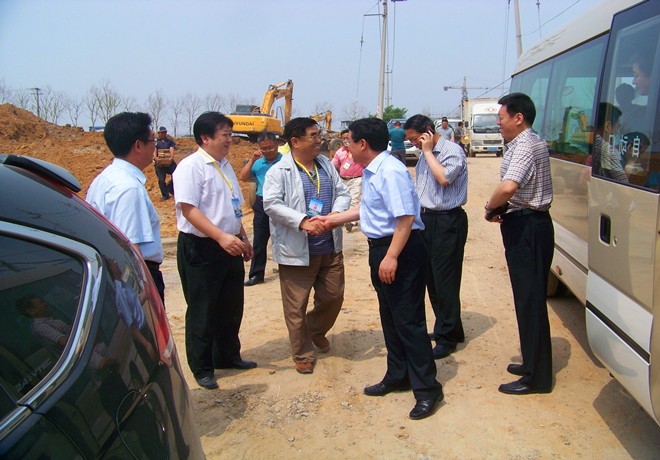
[404,114,468,360]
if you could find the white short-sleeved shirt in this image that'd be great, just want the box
[173,148,244,237]
[86,158,163,263]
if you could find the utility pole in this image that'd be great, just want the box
[30,87,42,118]
[514,0,523,58]
[377,0,387,119]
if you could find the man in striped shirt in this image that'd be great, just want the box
[485,93,554,395]
[405,114,469,360]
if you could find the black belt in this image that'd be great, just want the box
[342,176,362,179]
[145,260,161,270]
[367,229,420,248]
[503,209,549,218]
[420,206,462,215]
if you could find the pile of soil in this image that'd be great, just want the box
[0,103,257,237]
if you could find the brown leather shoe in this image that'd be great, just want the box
[312,336,330,353]
[295,362,314,374]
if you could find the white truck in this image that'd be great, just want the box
[462,98,504,157]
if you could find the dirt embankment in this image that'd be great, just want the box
[0,103,257,236]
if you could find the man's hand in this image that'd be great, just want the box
[378,254,398,284]
[251,149,263,162]
[310,214,339,231]
[484,207,504,223]
[300,217,327,235]
[217,233,246,256]
[243,239,254,262]
[420,130,435,154]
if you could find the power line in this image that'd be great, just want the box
[522,0,582,37]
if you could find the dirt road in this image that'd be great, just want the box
[156,155,660,459]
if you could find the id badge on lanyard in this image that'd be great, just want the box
[307,197,324,216]
[232,197,243,217]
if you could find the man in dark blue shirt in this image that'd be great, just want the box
[154,126,177,201]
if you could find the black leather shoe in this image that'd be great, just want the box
[364,381,411,396]
[409,393,442,420]
[432,343,456,359]
[498,380,551,395]
[244,276,264,287]
[215,359,257,370]
[507,363,524,376]
[196,375,218,390]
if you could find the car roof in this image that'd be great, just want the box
[0,155,128,254]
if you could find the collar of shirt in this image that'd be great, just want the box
[364,150,389,176]
[506,128,535,151]
[111,157,146,185]
[264,153,283,165]
[197,147,229,167]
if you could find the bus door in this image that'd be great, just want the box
[588,0,660,423]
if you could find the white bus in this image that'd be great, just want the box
[509,0,659,424]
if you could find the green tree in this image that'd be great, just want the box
[369,105,408,124]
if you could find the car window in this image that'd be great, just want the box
[0,233,84,415]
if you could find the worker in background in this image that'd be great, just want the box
[454,121,466,154]
[404,114,468,360]
[388,121,407,164]
[331,129,364,232]
[154,126,177,201]
[436,117,455,142]
[239,131,282,286]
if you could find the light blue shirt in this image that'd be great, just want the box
[251,153,282,196]
[86,158,163,263]
[415,137,468,210]
[359,151,424,239]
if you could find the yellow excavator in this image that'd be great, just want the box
[229,80,293,141]
[309,110,343,156]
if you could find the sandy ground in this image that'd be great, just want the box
[2,105,658,458]
[160,155,660,459]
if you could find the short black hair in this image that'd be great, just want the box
[193,112,233,146]
[404,114,435,134]
[340,129,349,136]
[103,112,152,157]
[283,117,318,148]
[596,102,623,130]
[257,131,277,144]
[498,93,536,126]
[348,117,389,152]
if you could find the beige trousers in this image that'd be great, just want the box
[278,252,345,363]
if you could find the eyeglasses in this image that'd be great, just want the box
[296,133,322,140]
[142,138,157,144]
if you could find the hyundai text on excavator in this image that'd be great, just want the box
[228,80,293,141]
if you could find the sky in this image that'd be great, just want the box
[0,0,602,130]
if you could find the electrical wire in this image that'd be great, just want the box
[522,0,582,37]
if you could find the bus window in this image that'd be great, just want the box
[594,12,660,189]
[543,36,606,164]
[511,61,551,136]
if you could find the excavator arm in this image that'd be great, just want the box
[261,80,293,124]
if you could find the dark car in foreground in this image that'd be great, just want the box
[0,155,204,459]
